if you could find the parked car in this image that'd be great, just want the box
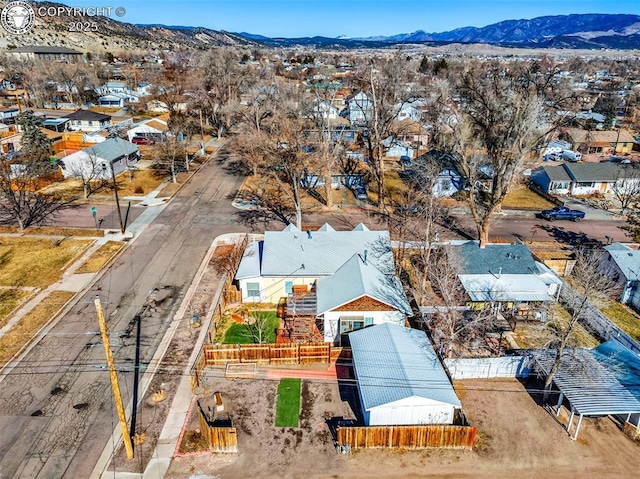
[354,186,368,200]
[131,136,154,145]
[540,206,585,222]
[400,155,412,168]
[601,155,631,164]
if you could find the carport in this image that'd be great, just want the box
[535,350,640,440]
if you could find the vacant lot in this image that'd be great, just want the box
[166,375,638,479]
[0,236,93,288]
[503,183,556,210]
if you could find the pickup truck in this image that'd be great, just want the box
[540,206,585,222]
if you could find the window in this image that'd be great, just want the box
[247,282,260,299]
[364,317,374,326]
[577,182,594,188]
[441,179,451,191]
[88,121,94,126]
[339,316,365,334]
[285,281,293,294]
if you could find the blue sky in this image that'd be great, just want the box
[43,0,640,37]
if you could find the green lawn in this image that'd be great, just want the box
[600,302,640,342]
[275,378,301,428]
[223,311,279,344]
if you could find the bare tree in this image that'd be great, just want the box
[0,160,66,230]
[243,311,274,344]
[64,151,108,198]
[209,237,249,282]
[351,54,422,210]
[541,248,621,399]
[431,63,562,246]
[611,165,640,214]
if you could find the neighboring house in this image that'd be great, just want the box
[67,110,112,132]
[531,162,638,196]
[412,151,465,197]
[136,82,153,96]
[0,127,63,156]
[0,107,19,124]
[310,99,340,120]
[235,223,411,343]
[347,92,373,126]
[59,138,139,179]
[349,323,462,426]
[562,128,636,155]
[381,136,414,158]
[449,241,562,316]
[127,116,169,141]
[602,243,640,308]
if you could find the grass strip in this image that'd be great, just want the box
[275,378,301,428]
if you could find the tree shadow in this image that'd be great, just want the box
[539,224,603,248]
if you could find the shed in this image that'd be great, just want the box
[349,323,461,426]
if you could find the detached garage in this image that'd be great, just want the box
[349,323,461,426]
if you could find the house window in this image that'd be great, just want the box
[441,179,451,191]
[285,281,293,294]
[577,182,594,188]
[339,316,365,334]
[88,121,94,126]
[364,317,374,326]
[246,282,260,299]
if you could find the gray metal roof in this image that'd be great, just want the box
[316,254,411,315]
[234,241,262,280]
[540,165,572,182]
[535,349,640,416]
[593,340,640,400]
[604,243,640,281]
[452,241,538,275]
[350,324,461,410]
[563,162,623,182]
[84,138,138,162]
[260,224,391,277]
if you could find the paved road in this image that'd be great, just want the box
[0,158,247,479]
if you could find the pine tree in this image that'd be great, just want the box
[17,110,54,172]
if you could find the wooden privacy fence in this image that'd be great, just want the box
[336,425,476,450]
[198,411,238,453]
[201,342,333,366]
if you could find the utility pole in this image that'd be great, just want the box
[94,296,134,459]
[109,161,126,234]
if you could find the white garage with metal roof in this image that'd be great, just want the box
[349,323,462,426]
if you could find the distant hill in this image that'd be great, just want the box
[0,1,253,52]
[239,13,640,50]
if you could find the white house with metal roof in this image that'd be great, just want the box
[603,243,640,308]
[59,138,139,179]
[349,323,462,426]
[316,253,411,343]
[235,223,393,304]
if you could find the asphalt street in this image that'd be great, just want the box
[0,158,247,479]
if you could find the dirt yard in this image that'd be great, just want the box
[165,375,639,479]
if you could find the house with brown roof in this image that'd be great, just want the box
[562,128,635,155]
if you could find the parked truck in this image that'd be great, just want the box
[540,206,585,222]
[562,150,582,162]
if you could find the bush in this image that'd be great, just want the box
[134,185,144,194]
[452,190,469,201]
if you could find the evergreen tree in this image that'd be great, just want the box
[17,110,54,167]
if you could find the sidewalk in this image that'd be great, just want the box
[91,233,250,479]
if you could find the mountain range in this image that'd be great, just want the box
[0,3,638,52]
[241,14,640,50]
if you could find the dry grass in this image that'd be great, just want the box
[74,241,124,274]
[115,168,166,196]
[0,289,34,327]
[0,226,104,237]
[0,237,93,288]
[0,291,75,367]
[158,171,190,197]
[502,184,556,210]
[512,303,600,349]
[600,302,640,342]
